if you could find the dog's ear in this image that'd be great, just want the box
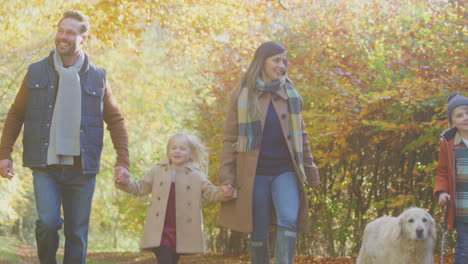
[392,217,404,240]
[427,212,437,241]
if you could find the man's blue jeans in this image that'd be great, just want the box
[33,167,96,264]
[455,221,468,264]
[251,171,299,241]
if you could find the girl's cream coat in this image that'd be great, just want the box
[217,86,320,233]
[117,159,228,253]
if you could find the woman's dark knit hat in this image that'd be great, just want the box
[447,93,468,125]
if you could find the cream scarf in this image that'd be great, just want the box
[47,50,84,165]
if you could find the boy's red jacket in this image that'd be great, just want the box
[434,127,461,230]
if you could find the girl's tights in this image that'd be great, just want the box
[154,246,180,264]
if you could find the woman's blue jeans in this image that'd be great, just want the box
[251,171,299,241]
[455,222,468,264]
[33,167,96,264]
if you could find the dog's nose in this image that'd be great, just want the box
[416,227,424,238]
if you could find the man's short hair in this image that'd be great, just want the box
[58,10,90,35]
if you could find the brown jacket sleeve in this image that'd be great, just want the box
[0,75,28,160]
[295,94,319,188]
[434,139,450,196]
[103,82,130,170]
[301,117,320,188]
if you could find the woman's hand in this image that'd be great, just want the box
[221,184,236,199]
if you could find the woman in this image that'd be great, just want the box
[217,41,320,264]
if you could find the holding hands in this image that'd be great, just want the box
[221,184,237,199]
[114,165,130,185]
[0,159,15,180]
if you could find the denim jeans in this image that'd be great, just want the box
[455,222,468,264]
[251,171,299,241]
[33,167,96,264]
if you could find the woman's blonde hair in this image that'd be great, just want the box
[241,41,288,115]
[166,133,208,171]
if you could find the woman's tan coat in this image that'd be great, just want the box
[217,86,320,233]
[117,160,229,253]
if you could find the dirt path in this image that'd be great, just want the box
[4,244,454,264]
[3,245,354,264]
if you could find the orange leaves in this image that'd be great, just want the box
[293,256,355,264]
[1,248,456,263]
[1,0,464,256]
[389,195,414,208]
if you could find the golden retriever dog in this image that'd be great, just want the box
[357,207,436,264]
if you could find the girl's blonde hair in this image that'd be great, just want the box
[166,133,208,171]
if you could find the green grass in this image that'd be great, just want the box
[0,236,22,263]
[0,236,120,264]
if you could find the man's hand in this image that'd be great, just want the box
[114,165,130,185]
[0,159,15,180]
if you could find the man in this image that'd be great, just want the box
[0,10,129,264]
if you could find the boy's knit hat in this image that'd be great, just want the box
[447,93,468,125]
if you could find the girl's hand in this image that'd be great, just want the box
[114,166,130,185]
[221,184,236,198]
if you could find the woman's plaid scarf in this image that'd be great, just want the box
[235,77,305,180]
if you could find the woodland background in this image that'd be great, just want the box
[0,0,466,260]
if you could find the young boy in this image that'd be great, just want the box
[434,93,468,264]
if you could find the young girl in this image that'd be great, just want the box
[115,133,235,264]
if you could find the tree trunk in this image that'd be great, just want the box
[113,212,120,249]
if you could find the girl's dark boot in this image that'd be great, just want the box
[250,239,270,264]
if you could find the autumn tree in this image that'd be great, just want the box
[0,0,465,257]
